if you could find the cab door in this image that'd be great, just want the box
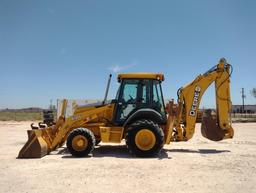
[114,79,151,124]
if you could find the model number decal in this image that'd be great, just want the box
[189,86,201,116]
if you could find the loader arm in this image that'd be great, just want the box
[18,100,113,158]
[166,58,234,143]
[49,104,110,150]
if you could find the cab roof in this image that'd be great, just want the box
[118,73,164,82]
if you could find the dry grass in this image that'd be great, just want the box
[231,113,256,122]
[0,112,42,121]
[0,111,255,122]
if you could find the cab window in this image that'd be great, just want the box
[115,79,151,123]
[153,80,165,115]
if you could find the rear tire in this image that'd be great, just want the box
[125,120,164,157]
[67,128,95,157]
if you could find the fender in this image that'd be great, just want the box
[123,108,166,127]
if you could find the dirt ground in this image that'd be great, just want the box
[0,121,255,193]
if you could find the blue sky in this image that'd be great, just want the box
[0,0,255,109]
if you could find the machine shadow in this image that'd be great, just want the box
[94,145,131,158]
[164,148,231,154]
[58,146,229,159]
[60,145,132,159]
[60,145,172,159]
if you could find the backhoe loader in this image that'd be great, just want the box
[18,58,234,158]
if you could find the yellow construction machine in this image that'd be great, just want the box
[18,58,234,158]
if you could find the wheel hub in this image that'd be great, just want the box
[72,135,88,151]
[135,129,156,151]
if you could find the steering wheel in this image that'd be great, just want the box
[129,94,134,100]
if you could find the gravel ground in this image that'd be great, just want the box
[0,121,255,193]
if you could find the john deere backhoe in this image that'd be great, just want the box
[18,58,234,158]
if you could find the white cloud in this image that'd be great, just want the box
[108,62,137,73]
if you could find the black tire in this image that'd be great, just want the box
[66,128,95,157]
[95,139,101,146]
[125,119,164,157]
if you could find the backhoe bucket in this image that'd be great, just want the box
[18,129,49,158]
[201,110,233,141]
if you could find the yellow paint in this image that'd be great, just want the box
[100,126,124,143]
[135,129,156,150]
[72,135,88,151]
[165,58,234,143]
[118,73,164,82]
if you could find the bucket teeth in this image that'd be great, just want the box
[18,130,48,158]
[31,123,39,130]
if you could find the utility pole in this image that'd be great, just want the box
[50,99,53,110]
[241,88,246,113]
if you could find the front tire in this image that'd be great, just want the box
[95,139,101,146]
[67,128,95,157]
[125,120,164,157]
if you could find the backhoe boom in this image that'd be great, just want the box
[166,58,234,143]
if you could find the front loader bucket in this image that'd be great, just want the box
[201,110,233,141]
[18,130,49,158]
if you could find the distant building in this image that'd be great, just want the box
[232,105,256,113]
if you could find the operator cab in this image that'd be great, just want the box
[113,73,166,125]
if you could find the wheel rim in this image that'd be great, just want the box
[135,129,156,151]
[72,135,88,151]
